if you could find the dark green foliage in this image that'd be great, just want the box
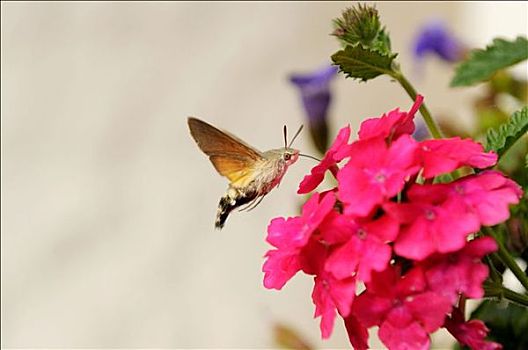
[451,36,528,87]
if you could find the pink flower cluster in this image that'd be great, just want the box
[263,95,522,350]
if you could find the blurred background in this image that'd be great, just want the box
[1,2,527,348]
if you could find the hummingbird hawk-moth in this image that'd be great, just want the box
[188,117,305,229]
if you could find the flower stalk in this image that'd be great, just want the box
[390,69,443,139]
[483,227,528,292]
[484,280,528,307]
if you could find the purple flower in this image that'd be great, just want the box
[412,119,430,141]
[413,21,464,62]
[289,65,338,153]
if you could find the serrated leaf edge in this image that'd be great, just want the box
[485,106,528,158]
[331,43,397,81]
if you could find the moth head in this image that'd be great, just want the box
[282,124,303,166]
[283,148,299,165]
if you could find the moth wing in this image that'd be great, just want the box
[188,117,263,183]
[209,154,257,184]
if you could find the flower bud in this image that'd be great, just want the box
[332,4,381,46]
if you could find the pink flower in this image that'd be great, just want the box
[312,271,356,338]
[353,266,452,350]
[358,94,423,141]
[261,99,524,349]
[298,125,351,194]
[448,171,523,226]
[325,214,398,282]
[421,237,498,303]
[445,306,502,350]
[386,183,481,260]
[338,135,420,217]
[263,192,335,289]
[418,137,497,178]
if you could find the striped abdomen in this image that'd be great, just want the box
[215,187,258,229]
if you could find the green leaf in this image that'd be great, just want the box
[486,106,528,157]
[331,44,397,82]
[451,36,528,87]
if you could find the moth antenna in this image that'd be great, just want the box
[288,125,304,148]
[283,125,288,149]
[299,153,321,162]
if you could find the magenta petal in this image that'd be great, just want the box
[471,187,521,226]
[266,217,305,249]
[405,292,451,332]
[328,275,357,317]
[379,319,430,350]
[408,95,424,117]
[424,237,497,302]
[312,276,337,339]
[366,266,400,297]
[347,137,387,168]
[262,249,302,290]
[396,267,427,296]
[325,238,360,280]
[466,236,498,257]
[319,212,356,245]
[395,219,435,260]
[407,182,450,205]
[445,314,503,350]
[298,167,326,194]
[267,192,335,250]
[338,165,382,217]
[303,191,336,227]
[299,238,327,275]
[424,261,465,303]
[385,304,414,326]
[450,171,522,226]
[435,200,480,253]
[387,134,419,169]
[357,238,392,282]
[419,138,498,178]
[353,292,392,327]
[464,264,489,299]
[384,202,424,224]
[297,125,352,194]
[324,219,392,283]
[311,271,355,339]
[344,313,369,350]
[366,214,400,242]
[358,95,423,141]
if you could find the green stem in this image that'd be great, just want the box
[390,70,443,139]
[484,227,528,292]
[485,255,502,283]
[495,244,528,291]
[502,287,528,307]
[484,281,528,307]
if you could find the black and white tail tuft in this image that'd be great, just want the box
[215,190,257,229]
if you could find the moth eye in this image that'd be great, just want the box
[284,153,291,160]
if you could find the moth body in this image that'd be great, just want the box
[215,148,299,229]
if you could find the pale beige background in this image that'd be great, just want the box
[2,1,527,348]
